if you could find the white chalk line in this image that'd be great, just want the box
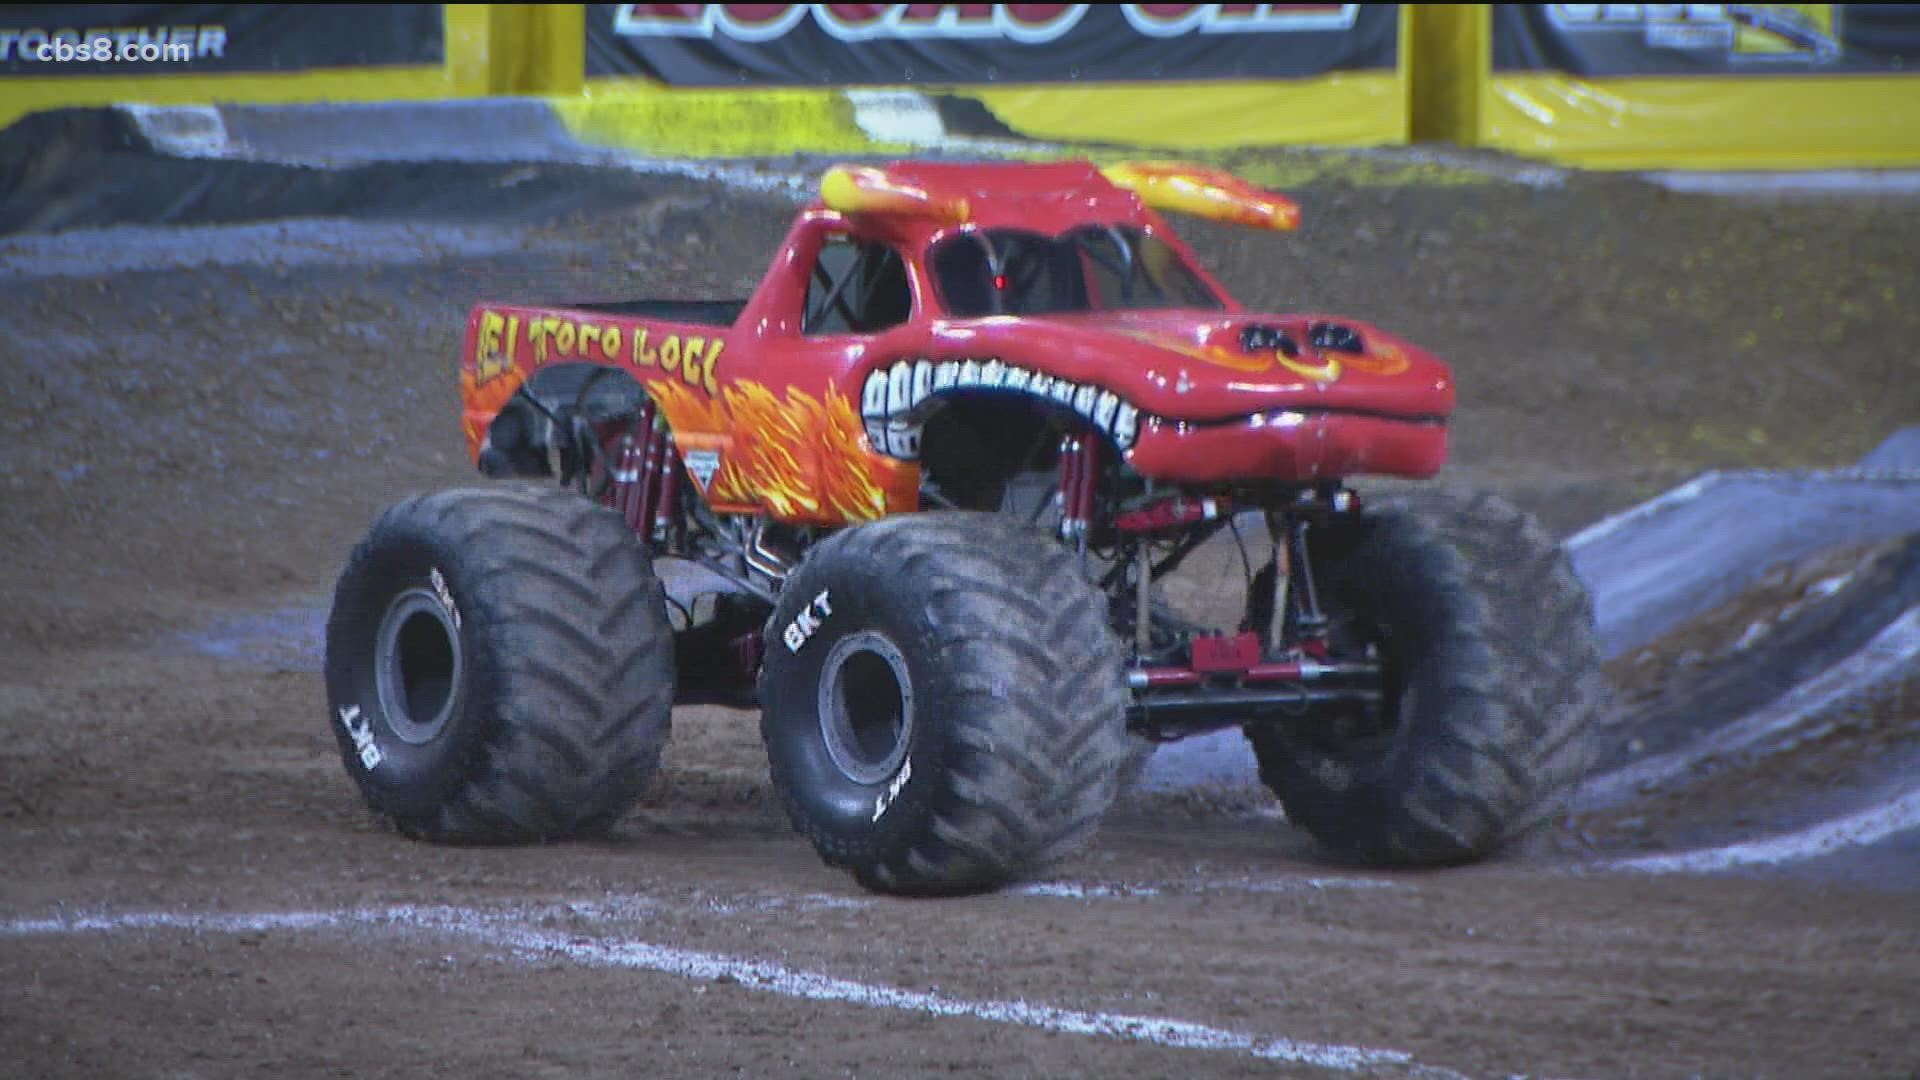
[496,924,1424,1073]
[1610,786,1920,874]
[1013,876,1406,900]
[0,902,1439,1075]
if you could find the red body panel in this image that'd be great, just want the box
[459,161,1455,526]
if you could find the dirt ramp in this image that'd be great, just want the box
[1573,535,1920,884]
[1571,470,1920,660]
[0,106,678,235]
[1860,425,1920,472]
[1594,534,1920,777]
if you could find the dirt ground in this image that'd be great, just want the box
[3,130,1919,1078]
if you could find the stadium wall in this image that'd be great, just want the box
[2,5,1916,170]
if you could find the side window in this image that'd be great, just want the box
[930,234,994,317]
[1138,235,1222,309]
[1074,228,1131,308]
[804,237,913,335]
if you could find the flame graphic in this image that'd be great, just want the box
[461,363,527,458]
[1115,329,1271,373]
[1114,329,1410,382]
[821,164,970,223]
[1340,340,1410,376]
[648,379,917,525]
[1101,161,1300,232]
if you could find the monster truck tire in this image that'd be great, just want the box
[1247,490,1604,866]
[759,512,1131,895]
[324,485,674,842]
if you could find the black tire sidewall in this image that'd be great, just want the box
[760,547,951,863]
[324,521,493,823]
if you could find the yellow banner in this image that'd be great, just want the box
[1450,5,1920,170]
[1484,73,1920,170]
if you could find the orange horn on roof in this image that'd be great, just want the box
[1100,161,1300,232]
[820,165,971,223]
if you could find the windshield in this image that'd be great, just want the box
[929,225,1223,317]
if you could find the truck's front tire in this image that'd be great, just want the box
[1247,490,1604,865]
[759,513,1130,895]
[324,485,674,842]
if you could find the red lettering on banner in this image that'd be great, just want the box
[897,3,995,26]
[726,3,805,27]
[818,4,890,36]
[614,4,808,40]
[614,3,1087,43]
[1002,5,1082,34]
[818,4,1083,42]
[615,4,704,31]
[1120,3,1356,37]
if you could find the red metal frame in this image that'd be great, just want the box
[1130,659,1367,689]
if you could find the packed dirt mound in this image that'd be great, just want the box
[1601,535,1920,767]
[0,107,676,234]
[1570,535,1920,870]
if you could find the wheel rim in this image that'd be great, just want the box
[374,588,463,745]
[816,631,914,786]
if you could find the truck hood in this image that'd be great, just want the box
[917,309,1454,424]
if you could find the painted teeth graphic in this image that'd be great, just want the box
[859,358,1143,458]
[912,359,934,404]
[885,420,920,459]
[1094,390,1118,431]
[1072,384,1097,418]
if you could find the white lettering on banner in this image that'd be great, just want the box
[1550,5,1733,28]
[1542,4,1839,61]
[611,5,1354,44]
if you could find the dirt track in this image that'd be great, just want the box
[3,133,1920,1077]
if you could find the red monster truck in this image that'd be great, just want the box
[323,161,1602,894]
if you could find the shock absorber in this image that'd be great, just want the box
[1280,503,1330,649]
[1056,427,1100,548]
[602,400,679,550]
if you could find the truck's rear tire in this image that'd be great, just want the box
[1247,490,1603,865]
[324,485,674,842]
[759,513,1130,895]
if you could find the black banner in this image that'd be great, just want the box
[1492,4,1920,76]
[586,4,1398,85]
[0,4,443,77]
